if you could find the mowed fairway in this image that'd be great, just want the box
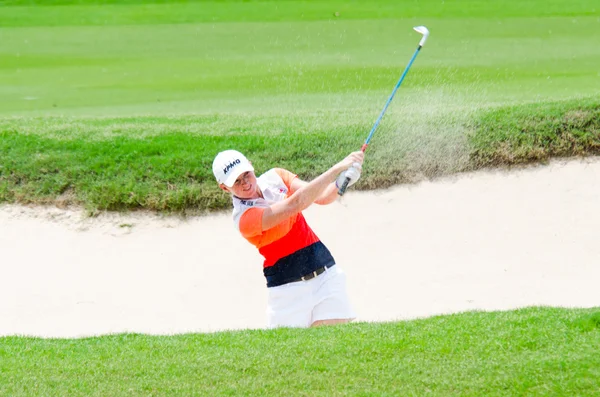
[1,0,599,211]
[2,0,599,116]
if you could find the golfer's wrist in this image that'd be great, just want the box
[332,163,346,175]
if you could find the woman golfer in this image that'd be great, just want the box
[213,149,363,328]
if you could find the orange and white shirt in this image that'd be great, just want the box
[232,168,335,287]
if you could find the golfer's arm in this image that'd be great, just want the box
[290,179,338,205]
[315,183,339,205]
[261,166,341,230]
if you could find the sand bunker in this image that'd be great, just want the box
[1,157,599,338]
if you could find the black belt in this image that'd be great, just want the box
[290,264,333,283]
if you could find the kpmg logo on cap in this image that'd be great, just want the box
[223,159,241,175]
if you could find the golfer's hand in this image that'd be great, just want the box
[337,151,364,170]
[336,162,362,189]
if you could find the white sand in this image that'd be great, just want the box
[1,157,599,338]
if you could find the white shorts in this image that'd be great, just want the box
[266,265,356,328]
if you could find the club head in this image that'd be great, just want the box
[413,26,430,47]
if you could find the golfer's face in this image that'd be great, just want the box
[231,171,257,198]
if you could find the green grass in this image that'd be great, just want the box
[2,307,599,396]
[2,97,599,212]
[1,0,599,212]
[2,0,597,27]
[469,99,600,167]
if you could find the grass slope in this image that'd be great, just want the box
[2,98,599,212]
[1,307,600,396]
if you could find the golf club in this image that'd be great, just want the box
[338,25,430,196]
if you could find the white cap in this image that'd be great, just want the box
[212,150,255,187]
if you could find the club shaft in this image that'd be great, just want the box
[337,45,424,196]
[365,45,422,146]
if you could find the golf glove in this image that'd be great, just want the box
[336,163,362,189]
